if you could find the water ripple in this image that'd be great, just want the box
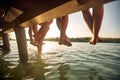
[0,41,120,80]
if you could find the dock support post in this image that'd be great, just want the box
[14,26,28,63]
[2,32,10,51]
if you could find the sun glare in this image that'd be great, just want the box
[42,42,55,53]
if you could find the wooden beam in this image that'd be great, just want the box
[3,0,115,33]
[3,0,70,32]
[20,0,116,27]
[4,0,70,23]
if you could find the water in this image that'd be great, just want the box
[0,41,120,80]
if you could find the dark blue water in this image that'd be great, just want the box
[0,41,120,80]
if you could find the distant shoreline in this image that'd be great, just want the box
[44,37,120,43]
[7,37,120,43]
[16,37,119,43]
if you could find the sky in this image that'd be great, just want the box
[10,1,120,39]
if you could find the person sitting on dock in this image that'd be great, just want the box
[28,17,71,53]
[82,5,104,45]
[28,16,72,53]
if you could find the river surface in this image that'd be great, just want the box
[0,41,120,80]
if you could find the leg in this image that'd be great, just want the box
[28,26,34,44]
[56,15,72,46]
[35,20,52,53]
[82,5,104,45]
[32,24,38,35]
[32,25,38,46]
[59,15,68,44]
[28,25,37,46]
[37,26,49,53]
[82,9,93,33]
[90,5,104,45]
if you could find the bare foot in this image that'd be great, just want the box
[30,41,37,46]
[59,38,72,46]
[33,34,45,45]
[89,37,100,45]
[64,38,72,46]
[59,41,64,45]
[33,34,40,45]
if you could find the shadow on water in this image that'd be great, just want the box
[0,51,48,80]
[0,51,71,80]
[57,63,70,80]
[88,68,104,80]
